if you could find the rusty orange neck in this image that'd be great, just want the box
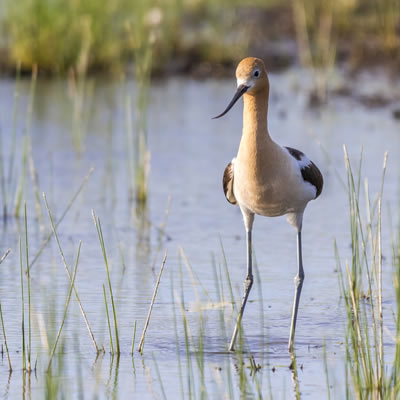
[238,88,272,160]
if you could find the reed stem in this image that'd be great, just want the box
[92,210,120,354]
[19,237,26,370]
[131,320,137,356]
[47,241,81,371]
[29,167,94,271]
[24,203,32,372]
[103,284,114,355]
[138,250,167,353]
[0,248,11,265]
[0,303,12,371]
[43,193,99,352]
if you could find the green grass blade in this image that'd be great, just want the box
[92,210,120,354]
[44,192,99,352]
[47,241,82,371]
[103,284,114,355]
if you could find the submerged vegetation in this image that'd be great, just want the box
[0,0,399,76]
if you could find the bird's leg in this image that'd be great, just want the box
[229,229,253,351]
[288,230,305,353]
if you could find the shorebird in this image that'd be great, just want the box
[214,57,323,352]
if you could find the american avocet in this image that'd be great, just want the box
[214,57,323,352]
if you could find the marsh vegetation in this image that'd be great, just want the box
[1,0,399,75]
[0,1,399,398]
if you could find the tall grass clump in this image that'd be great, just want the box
[0,63,33,220]
[291,0,342,103]
[5,0,133,73]
[14,68,39,220]
[5,0,182,74]
[338,146,400,398]
[120,1,183,212]
[375,0,400,55]
[391,202,400,387]
[0,64,20,220]
[124,0,157,208]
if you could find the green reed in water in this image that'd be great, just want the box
[19,236,26,371]
[0,249,12,372]
[47,241,81,371]
[124,0,154,208]
[0,63,21,220]
[168,245,271,399]
[103,283,114,355]
[291,0,337,104]
[337,146,400,398]
[0,63,23,220]
[44,193,99,353]
[93,210,120,354]
[131,320,137,356]
[24,204,32,372]
[138,250,167,354]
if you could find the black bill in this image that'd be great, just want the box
[213,84,249,119]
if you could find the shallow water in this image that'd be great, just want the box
[0,68,399,399]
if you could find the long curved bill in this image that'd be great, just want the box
[213,84,249,119]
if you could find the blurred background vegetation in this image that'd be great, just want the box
[0,0,399,77]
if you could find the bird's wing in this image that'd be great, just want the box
[285,147,323,198]
[223,159,237,205]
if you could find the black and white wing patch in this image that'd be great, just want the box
[223,159,237,205]
[285,147,323,198]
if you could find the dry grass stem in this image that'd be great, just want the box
[0,303,12,371]
[29,167,94,270]
[138,250,168,353]
[0,248,11,265]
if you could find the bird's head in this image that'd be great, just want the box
[213,57,269,119]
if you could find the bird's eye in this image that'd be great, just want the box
[253,69,260,78]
